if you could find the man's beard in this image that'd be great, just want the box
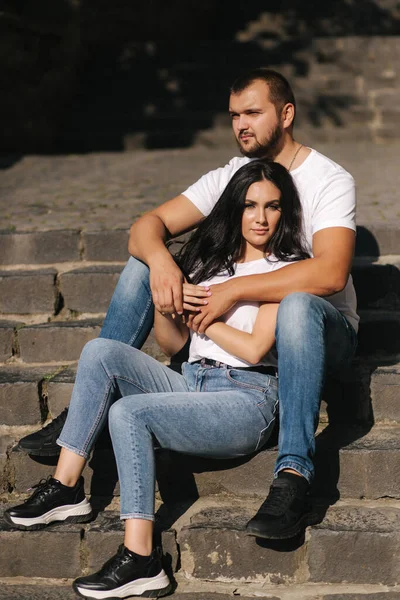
[236,123,284,159]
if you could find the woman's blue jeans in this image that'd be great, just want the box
[58,338,278,520]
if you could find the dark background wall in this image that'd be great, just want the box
[1,0,400,153]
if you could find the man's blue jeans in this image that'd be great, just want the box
[58,338,278,519]
[65,257,356,484]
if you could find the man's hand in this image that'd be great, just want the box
[188,280,237,334]
[150,257,185,315]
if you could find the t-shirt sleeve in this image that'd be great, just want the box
[312,171,356,235]
[182,158,246,216]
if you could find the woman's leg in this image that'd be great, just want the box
[57,338,188,472]
[4,339,188,530]
[73,364,277,599]
[109,364,278,534]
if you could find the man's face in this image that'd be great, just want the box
[229,80,284,159]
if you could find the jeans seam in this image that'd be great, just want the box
[275,462,312,482]
[120,512,155,521]
[128,294,153,347]
[82,378,113,455]
[56,440,90,460]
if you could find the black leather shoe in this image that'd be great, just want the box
[4,475,92,530]
[246,471,311,539]
[17,407,68,456]
[73,545,172,599]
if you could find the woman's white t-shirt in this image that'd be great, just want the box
[188,257,290,368]
[182,148,359,332]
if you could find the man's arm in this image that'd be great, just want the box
[190,227,355,333]
[128,194,204,314]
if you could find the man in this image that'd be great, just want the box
[17,68,358,539]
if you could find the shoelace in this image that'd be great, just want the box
[257,483,296,516]
[26,475,57,498]
[39,408,69,434]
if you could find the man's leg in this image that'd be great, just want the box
[99,257,154,345]
[246,292,357,539]
[17,257,154,455]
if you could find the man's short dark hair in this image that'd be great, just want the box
[231,68,296,118]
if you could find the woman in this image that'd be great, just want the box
[5,160,309,599]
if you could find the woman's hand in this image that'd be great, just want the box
[189,280,238,334]
[182,283,211,312]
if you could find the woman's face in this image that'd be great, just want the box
[241,179,282,258]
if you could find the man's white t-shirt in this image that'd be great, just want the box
[188,257,289,368]
[182,148,359,332]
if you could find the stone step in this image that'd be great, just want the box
[0,310,397,365]
[1,359,399,432]
[178,499,400,587]
[0,585,399,600]
[0,261,399,318]
[1,225,400,267]
[3,424,400,500]
[1,498,399,586]
[0,230,129,266]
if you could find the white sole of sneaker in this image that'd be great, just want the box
[73,569,172,599]
[6,498,92,528]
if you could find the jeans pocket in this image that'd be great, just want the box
[225,368,271,394]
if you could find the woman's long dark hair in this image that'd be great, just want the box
[175,160,310,285]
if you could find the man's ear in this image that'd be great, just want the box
[281,103,295,129]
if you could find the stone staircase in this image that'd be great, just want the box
[0,225,400,598]
[56,36,400,154]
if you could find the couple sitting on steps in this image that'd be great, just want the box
[5,68,358,600]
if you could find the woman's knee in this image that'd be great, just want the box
[109,396,148,431]
[80,338,120,363]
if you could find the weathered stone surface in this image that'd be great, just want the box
[0,367,52,426]
[314,503,400,534]
[46,367,76,416]
[0,433,15,493]
[59,265,123,313]
[160,425,400,502]
[18,320,102,363]
[8,442,119,496]
[179,505,307,583]
[370,364,400,422]
[309,530,400,585]
[352,263,400,310]
[325,595,400,600]
[0,522,81,578]
[0,231,80,265]
[0,269,57,314]
[355,225,400,257]
[82,230,129,262]
[0,585,77,600]
[9,452,60,492]
[0,320,17,362]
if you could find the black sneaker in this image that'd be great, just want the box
[245,471,311,539]
[3,475,92,530]
[17,407,68,456]
[73,545,172,599]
